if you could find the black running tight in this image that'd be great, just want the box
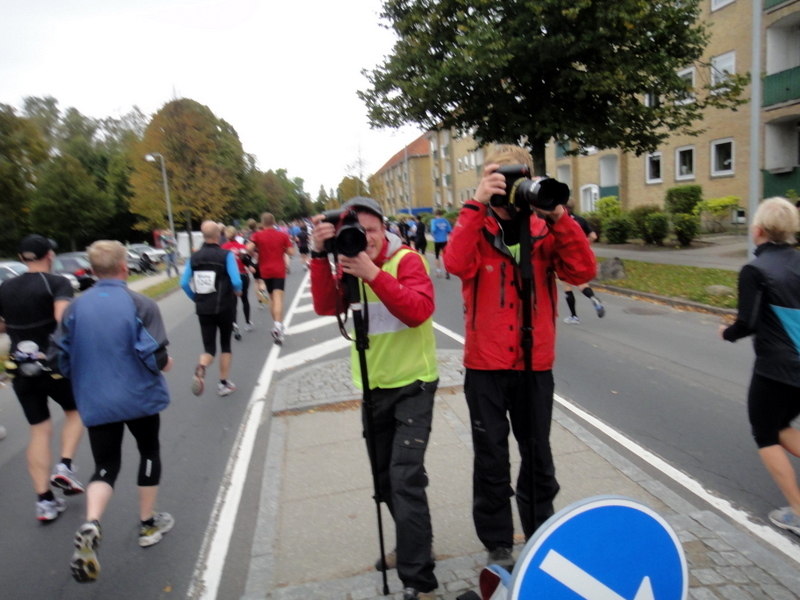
[88,413,161,487]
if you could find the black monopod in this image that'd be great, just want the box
[516,202,539,538]
[343,272,391,596]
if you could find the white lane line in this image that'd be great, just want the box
[555,393,800,566]
[432,320,800,567]
[433,321,465,344]
[189,271,310,600]
[275,337,352,372]
[292,303,316,314]
[286,316,338,335]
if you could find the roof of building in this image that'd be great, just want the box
[374,133,431,176]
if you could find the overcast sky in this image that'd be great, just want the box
[0,0,425,197]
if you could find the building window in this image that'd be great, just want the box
[676,67,695,105]
[675,146,695,181]
[711,0,735,12]
[580,184,599,213]
[644,92,662,108]
[646,152,662,184]
[711,139,734,176]
[710,51,735,92]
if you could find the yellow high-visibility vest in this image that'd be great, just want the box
[351,249,438,390]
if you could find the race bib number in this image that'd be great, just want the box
[193,270,217,294]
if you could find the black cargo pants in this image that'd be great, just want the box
[464,368,560,551]
[364,379,438,594]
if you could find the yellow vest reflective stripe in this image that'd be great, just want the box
[352,248,438,390]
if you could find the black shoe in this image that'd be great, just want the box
[403,588,436,600]
[487,546,515,571]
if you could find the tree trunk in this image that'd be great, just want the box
[529,138,548,177]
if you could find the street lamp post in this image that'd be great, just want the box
[145,152,175,241]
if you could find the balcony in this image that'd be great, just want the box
[763,167,800,198]
[763,66,800,107]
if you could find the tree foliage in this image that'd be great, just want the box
[360,0,748,174]
[130,99,246,230]
[338,176,370,203]
[0,104,48,250]
[30,154,113,250]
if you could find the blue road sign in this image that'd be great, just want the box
[510,496,687,600]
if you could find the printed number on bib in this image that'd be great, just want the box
[194,271,217,294]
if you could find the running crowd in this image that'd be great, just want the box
[1,144,800,600]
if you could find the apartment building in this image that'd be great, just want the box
[375,0,799,217]
[547,0,800,215]
[370,133,432,216]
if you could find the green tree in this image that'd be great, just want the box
[338,176,369,202]
[314,185,334,213]
[130,99,246,230]
[0,104,48,251]
[360,0,748,174]
[29,155,113,250]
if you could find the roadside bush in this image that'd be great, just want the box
[419,212,433,227]
[444,210,460,224]
[603,215,633,244]
[672,213,700,247]
[596,196,623,220]
[665,185,703,215]
[583,211,603,241]
[644,213,670,246]
[694,196,740,233]
[628,205,663,243]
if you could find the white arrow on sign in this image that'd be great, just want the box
[539,549,655,600]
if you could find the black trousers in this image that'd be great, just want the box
[464,369,559,550]
[364,379,438,593]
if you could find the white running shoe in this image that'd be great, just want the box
[244,322,254,332]
[563,316,580,324]
[272,323,285,345]
[51,463,85,495]
[71,521,102,583]
[218,381,236,397]
[139,512,175,547]
[233,323,242,341]
[37,497,67,522]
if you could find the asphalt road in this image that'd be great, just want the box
[0,251,793,599]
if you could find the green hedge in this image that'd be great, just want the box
[665,185,703,215]
[644,213,669,246]
[672,213,700,247]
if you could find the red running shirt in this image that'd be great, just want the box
[250,228,292,279]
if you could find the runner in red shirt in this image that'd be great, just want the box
[222,226,255,338]
[247,213,294,344]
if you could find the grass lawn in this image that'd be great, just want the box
[139,277,181,299]
[597,257,739,309]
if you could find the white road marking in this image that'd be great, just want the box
[189,271,310,600]
[285,315,338,335]
[275,337,352,372]
[292,303,315,313]
[539,550,654,600]
[433,321,465,344]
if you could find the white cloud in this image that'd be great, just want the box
[0,0,424,198]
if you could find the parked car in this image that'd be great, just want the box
[53,254,97,291]
[129,244,166,264]
[0,260,28,283]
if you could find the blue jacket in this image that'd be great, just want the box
[57,279,170,427]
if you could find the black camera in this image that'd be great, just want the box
[489,164,570,212]
[321,208,368,258]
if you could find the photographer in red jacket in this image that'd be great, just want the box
[444,145,596,570]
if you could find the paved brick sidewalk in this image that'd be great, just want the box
[242,350,800,600]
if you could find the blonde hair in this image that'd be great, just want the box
[485,144,534,173]
[753,197,800,244]
[224,225,237,240]
[88,240,127,278]
[262,212,275,227]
